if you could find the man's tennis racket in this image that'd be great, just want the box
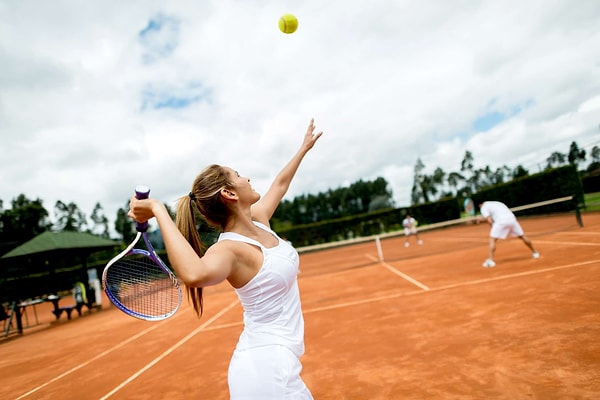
[102,186,182,321]
[464,197,475,216]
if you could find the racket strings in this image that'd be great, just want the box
[105,255,180,318]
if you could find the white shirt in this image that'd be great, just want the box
[480,201,516,224]
[218,221,305,357]
[403,217,417,228]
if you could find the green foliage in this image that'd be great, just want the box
[583,192,600,212]
[0,195,51,253]
[567,141,586,166]
[271,176,394,230]
[471,165,584,215]
[276,197,461,247]
[54,200,87,232]
[114,200,136,244]
[90,202,110,238]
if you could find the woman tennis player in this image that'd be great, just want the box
[128,119,322,399]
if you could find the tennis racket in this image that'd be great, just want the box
[102,185,182,321]
[464,197,475,216]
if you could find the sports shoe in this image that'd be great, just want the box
[532,251,540,259]
[417,240,423,245]
[404,242,410,248]
[482,259,496,268]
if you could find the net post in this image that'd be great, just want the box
[573,195,584,227]
[375,236,384,262]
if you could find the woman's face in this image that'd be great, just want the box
[225,167,261,204]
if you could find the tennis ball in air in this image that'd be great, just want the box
[279,14,298,34]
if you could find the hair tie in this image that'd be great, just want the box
[188,192,196,201]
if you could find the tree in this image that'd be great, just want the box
[114,201,136,243]
[591,145,600,163]
[368,195,394,212]
[460,151,475,194]
[0,194,51,246]
[54,201,87,232]
[447,172,464,196]
[90,202,110,238]
[490,165,511,185]
[567,141,586,167]
[468,168,483,192]
[411,158,429,205]
[546,151,566,169]
[512,165,529,179]
[431,167,446,198]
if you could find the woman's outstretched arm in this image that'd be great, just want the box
[252,118,323,224]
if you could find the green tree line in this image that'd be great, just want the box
[1,140,598,256]
[411,141,599,205]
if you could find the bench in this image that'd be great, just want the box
[52,302,102,320]
[52,306,77,320]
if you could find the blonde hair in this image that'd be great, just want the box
[175,164,235,317]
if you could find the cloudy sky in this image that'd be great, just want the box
[1,0,599,236]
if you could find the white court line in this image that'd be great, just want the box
[302,259,600,314]
[15,316,177,399]
[100,300,238,400]
[434,259,600,291]
[366,254,430,291]
[535,240,600,247]
[558,231,600,236]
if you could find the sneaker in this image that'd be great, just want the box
[482,259,496,268]
[417,240,423,245]
[532,251,540,259]
[404,242,410,248]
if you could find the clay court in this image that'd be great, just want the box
[1,212,599,399]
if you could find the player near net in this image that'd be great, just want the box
[478,200,540,268]
[128,119,322,399]
[402,213,422,247]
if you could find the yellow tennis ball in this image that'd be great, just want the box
[279,14,298,34]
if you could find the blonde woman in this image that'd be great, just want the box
[128,119,322,399]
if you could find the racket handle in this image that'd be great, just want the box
[135,185,151,232]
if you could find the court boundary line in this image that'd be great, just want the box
[558,231,600,236]
[366,253,430,291]
[301,259,600,314]
[176,259,600,330]
[534,240,600,247]
[15,315,178,399]
[100,299,238,400]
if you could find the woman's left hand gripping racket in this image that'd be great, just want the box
[102,186,182,321]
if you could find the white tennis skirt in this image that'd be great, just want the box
[228,344,313,400]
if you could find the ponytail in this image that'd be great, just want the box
[174,164,234,318]
[175,194,204,317]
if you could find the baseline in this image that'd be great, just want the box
[301,259,600,315]
[15,316,178,400]
[534,240,600,247]
[100,300,239,399]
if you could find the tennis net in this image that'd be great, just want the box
[296,195,583,273]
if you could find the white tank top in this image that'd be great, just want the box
[218,221,305,357]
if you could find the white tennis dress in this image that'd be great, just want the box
[218,221,313,400]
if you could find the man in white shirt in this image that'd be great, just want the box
[402,214,422,247]
[478,201,540,268]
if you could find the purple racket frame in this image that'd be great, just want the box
[102,186,182,321]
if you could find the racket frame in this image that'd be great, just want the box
[102,186,182,321]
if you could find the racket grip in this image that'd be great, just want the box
[135,185,151,232]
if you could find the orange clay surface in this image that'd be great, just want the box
[1,212,599,400]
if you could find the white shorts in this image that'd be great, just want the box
[404,227,417,235]
[490,221,524,240]
[228,344,313,400]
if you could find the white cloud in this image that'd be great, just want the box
[1,0,599,237]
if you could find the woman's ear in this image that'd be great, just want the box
[220,188,237,200]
